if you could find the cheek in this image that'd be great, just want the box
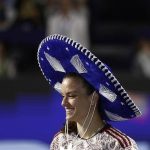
[78,98,90,111]
[68,99,77,107]
[76,98,90,110]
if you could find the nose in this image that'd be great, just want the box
[61,96,68,107]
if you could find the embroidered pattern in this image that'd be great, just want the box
[54,82,62,93]
[50,126,138,150]
[105,110,128,121]
[70,55,87,73]
[44,52,66,72]
[99,84,117,102]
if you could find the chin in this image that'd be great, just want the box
[66,113,79,122]
[65,110,76,121]
[66,115,75,121]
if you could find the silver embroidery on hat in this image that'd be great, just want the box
[105,110,128,121]
[44,52,66,72]
[70,54,87,73]
[47,46,50,50]
[65,47,69,51]
[99,84,117,102]
[54,82,62,93]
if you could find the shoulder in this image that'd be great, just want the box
[50,131,65,148]
[104,125,139,149]
[52,131,65,141]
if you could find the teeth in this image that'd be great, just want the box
[66,109,74,112]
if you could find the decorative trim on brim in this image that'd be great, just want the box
[37,34,141,121]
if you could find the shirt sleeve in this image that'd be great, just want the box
[50,133,61,150]
[124,138,139,150]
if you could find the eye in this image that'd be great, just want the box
[68,95,77,98]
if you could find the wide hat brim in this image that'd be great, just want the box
[37,34,141,121]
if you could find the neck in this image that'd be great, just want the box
[77,110,105,139]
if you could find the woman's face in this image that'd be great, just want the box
[61,77,92,123]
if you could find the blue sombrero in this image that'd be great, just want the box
[37,34,141,121]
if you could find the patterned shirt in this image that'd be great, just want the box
[50,124,139,150]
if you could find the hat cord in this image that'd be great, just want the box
[65,119,69,145]
[65,92,97,149]
[79,93,97,139]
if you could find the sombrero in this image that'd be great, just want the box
[37,34,141,121]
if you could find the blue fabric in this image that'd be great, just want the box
[37,34,141,121]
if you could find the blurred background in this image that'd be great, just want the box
[0,0,150,149]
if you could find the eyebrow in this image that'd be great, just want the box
[61,91,78,95]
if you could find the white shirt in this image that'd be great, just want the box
[50,124,139,150]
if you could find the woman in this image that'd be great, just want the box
[37,34,141,149]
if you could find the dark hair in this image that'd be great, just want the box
[63,72,95,95]
[61,72,103,134]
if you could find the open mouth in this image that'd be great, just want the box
[66,108,75,113]
[65,107,75,115]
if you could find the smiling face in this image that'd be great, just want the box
[61,75,94,123]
